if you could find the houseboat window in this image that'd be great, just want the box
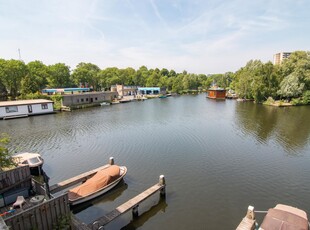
[95,97,98,100]
[77,99,79,103]
[86,98,89,101]
[41,104,48,109]
[81,98,84,102]
[5,106,18,113]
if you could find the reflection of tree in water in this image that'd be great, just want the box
[274,106,310,153]
[235,102,310,153]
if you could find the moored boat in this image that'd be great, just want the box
[100,102,111,106]
[12,152,44,176]
[68,165,127,205]
[236,204,309,230]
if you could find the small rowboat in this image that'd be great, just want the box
[68,165,127,205]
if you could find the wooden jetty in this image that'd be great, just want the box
[88,175,166,229]
[236,206,256,230]
[1,157,167,229]
[49,157,115,194]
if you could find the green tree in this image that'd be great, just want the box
[1,59,28,99]
[277,73,305,99]
[135,66,148,86]
[71,63,100,90]
[0,59,8,99]
[146,72,160,87]
[21,61,49,95]
[172,74,184,93]
[47,63,71,88]
[280,51,310,90]
[0,134,16,171]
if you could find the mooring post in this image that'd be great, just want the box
[132,205,139,218]
[159,175,166,197]
[246,205,255,220]
[109,157,114,165]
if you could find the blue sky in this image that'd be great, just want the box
[0,0,309,74]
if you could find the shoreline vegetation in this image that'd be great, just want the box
[0,51,309,106]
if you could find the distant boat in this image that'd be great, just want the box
[237,204,309,230]
[158,95,167,98]
[12,152,44,175]
[68,165,127,205]
[100,102,111,106]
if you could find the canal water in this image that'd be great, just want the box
[1,94,310,230]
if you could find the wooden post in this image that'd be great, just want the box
[109,157,114,165]
[132,205,139,218]
[159,175,166,197]
[246,205,255,220]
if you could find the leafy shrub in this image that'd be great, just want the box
[291,98,302,105]
[302,90,310,104]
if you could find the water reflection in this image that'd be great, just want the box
[121,197,168,230]
[235,102,310,154]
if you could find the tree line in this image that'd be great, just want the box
[0,51,309,104]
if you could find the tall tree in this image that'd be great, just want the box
[47,63,71,88]
[71,63,100,90]
[280,51,310,90]
[0,59,8,99]
[21,61,49,95]
[1,59,28,99]
[277,73,305,99]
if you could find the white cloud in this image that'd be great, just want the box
[0,0,309,73]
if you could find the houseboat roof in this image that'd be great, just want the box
[0,99,53,107]
[42,88,90,93]
[208,87,225,91]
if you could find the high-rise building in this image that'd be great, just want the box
[273,52,291,65]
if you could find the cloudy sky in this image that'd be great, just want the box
[0,0,309,74]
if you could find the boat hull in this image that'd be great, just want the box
[69,166,127,206]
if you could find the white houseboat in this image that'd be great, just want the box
[0,99,54,120]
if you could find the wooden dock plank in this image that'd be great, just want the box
[236,217,255,230]
[49,164,111,193]
[71,214,91,230]
[88,183,164,228]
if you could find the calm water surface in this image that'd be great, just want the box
[1,94,310,230]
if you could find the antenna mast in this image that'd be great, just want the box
[18,48,22,60]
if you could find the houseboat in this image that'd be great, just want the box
[0,99,54,120]
[207,86,226,99]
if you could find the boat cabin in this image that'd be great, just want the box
[12,153,44,176]
[0,99,54,120]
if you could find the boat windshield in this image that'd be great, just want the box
[28,157,41,164]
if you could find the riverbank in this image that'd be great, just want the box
[263,101,293,107]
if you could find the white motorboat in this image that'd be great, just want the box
[13,152,44,175]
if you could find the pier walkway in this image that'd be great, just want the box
[88,177,165,229]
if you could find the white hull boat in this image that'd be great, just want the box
[13,152,44,175]
[68,165,127,205]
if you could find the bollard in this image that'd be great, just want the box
[246,205,255,220]
[159,175,166,197]
[109,157,114,165]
